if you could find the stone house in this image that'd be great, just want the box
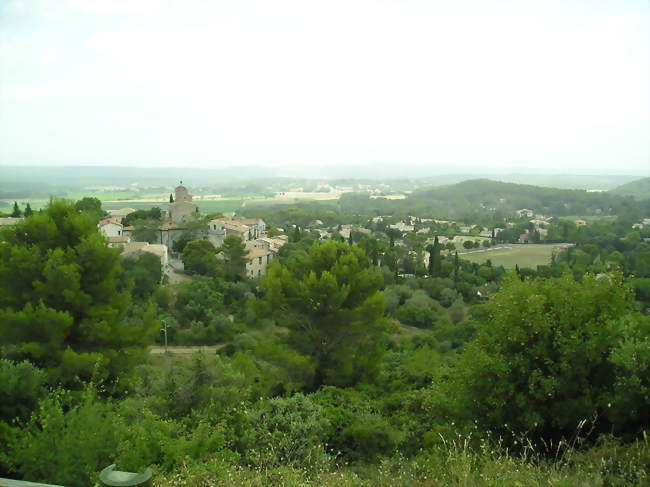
[98,218,124,238]
[106,208,137,223]
[245,247,275,279]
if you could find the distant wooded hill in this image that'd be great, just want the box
[610,177,650,199]
[340,179,650,220]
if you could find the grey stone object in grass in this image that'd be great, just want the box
[98,465,152,487]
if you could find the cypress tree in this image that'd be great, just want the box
[24,203,33,217]
[11,201,21,218]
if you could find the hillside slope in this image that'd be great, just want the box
[611,177,650,199]
[340,179,647,219]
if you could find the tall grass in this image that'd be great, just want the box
[155,433,649,487]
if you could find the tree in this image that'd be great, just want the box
[219,235,248,281]
[262,241,391,388]
[427,236,441,277]
[169,193,174,203]
[132,222,159,244]
[23,203,33,218]
[452,272,650,445]
[0,200,154,389]
[122,207,162,227]
[11,201,21,218]
[182,239,218,276]
[74,197,103,219]
[120,252,162,299]
[171,231,195,254]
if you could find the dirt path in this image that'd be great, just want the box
[150,346,222,354]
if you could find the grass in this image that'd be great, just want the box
[460,245,556,269]
[154,434,650,487]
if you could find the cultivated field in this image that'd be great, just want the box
[459,244,568,269]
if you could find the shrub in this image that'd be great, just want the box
[241,394,331,469]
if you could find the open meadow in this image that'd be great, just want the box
[459,244,566,269]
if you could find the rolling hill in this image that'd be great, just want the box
[610,177,650,199]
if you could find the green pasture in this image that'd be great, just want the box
[460,245,557,269]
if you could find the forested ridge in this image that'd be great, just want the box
[339,178,649,220]
[0,198,649,487]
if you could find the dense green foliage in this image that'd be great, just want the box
[73,197,103,219]
[121,207,162,226]
[1,183,649,487]
[263,241,391,388]
[182,239,219,276]
[120,252,162,300]
[219,235,249,280]
[447,273,650,444]
[0,200,155,388]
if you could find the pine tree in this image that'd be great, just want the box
[24,203,33,217]
[263,241,391,388]
[219,235,249,280]
[169,193,174,203]
[0,199,155,389]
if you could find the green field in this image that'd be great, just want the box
[460,245,558,269]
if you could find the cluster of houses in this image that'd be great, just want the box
[6,189,650,281]
[97,183,286,279]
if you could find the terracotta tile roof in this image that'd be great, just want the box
[244,248,273,260]
[98,218,122,227]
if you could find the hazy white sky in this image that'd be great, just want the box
[1,0,648,174]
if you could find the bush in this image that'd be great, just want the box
[7,389,117,487]
[451,272,650,445]
[241,394,331,469]
[0,360,46,424]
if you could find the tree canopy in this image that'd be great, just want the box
[450,272,650,444]
[262,241,391,389]
[219,235,248,281]
[182,239,218,276]
[0,200,155,389]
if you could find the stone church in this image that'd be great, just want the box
[168,183,198,224]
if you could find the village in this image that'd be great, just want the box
[87,183,582,280]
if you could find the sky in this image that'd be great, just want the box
[0,0,648,174]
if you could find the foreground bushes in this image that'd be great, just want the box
[3,376,648,487]
[155,435,649,487]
